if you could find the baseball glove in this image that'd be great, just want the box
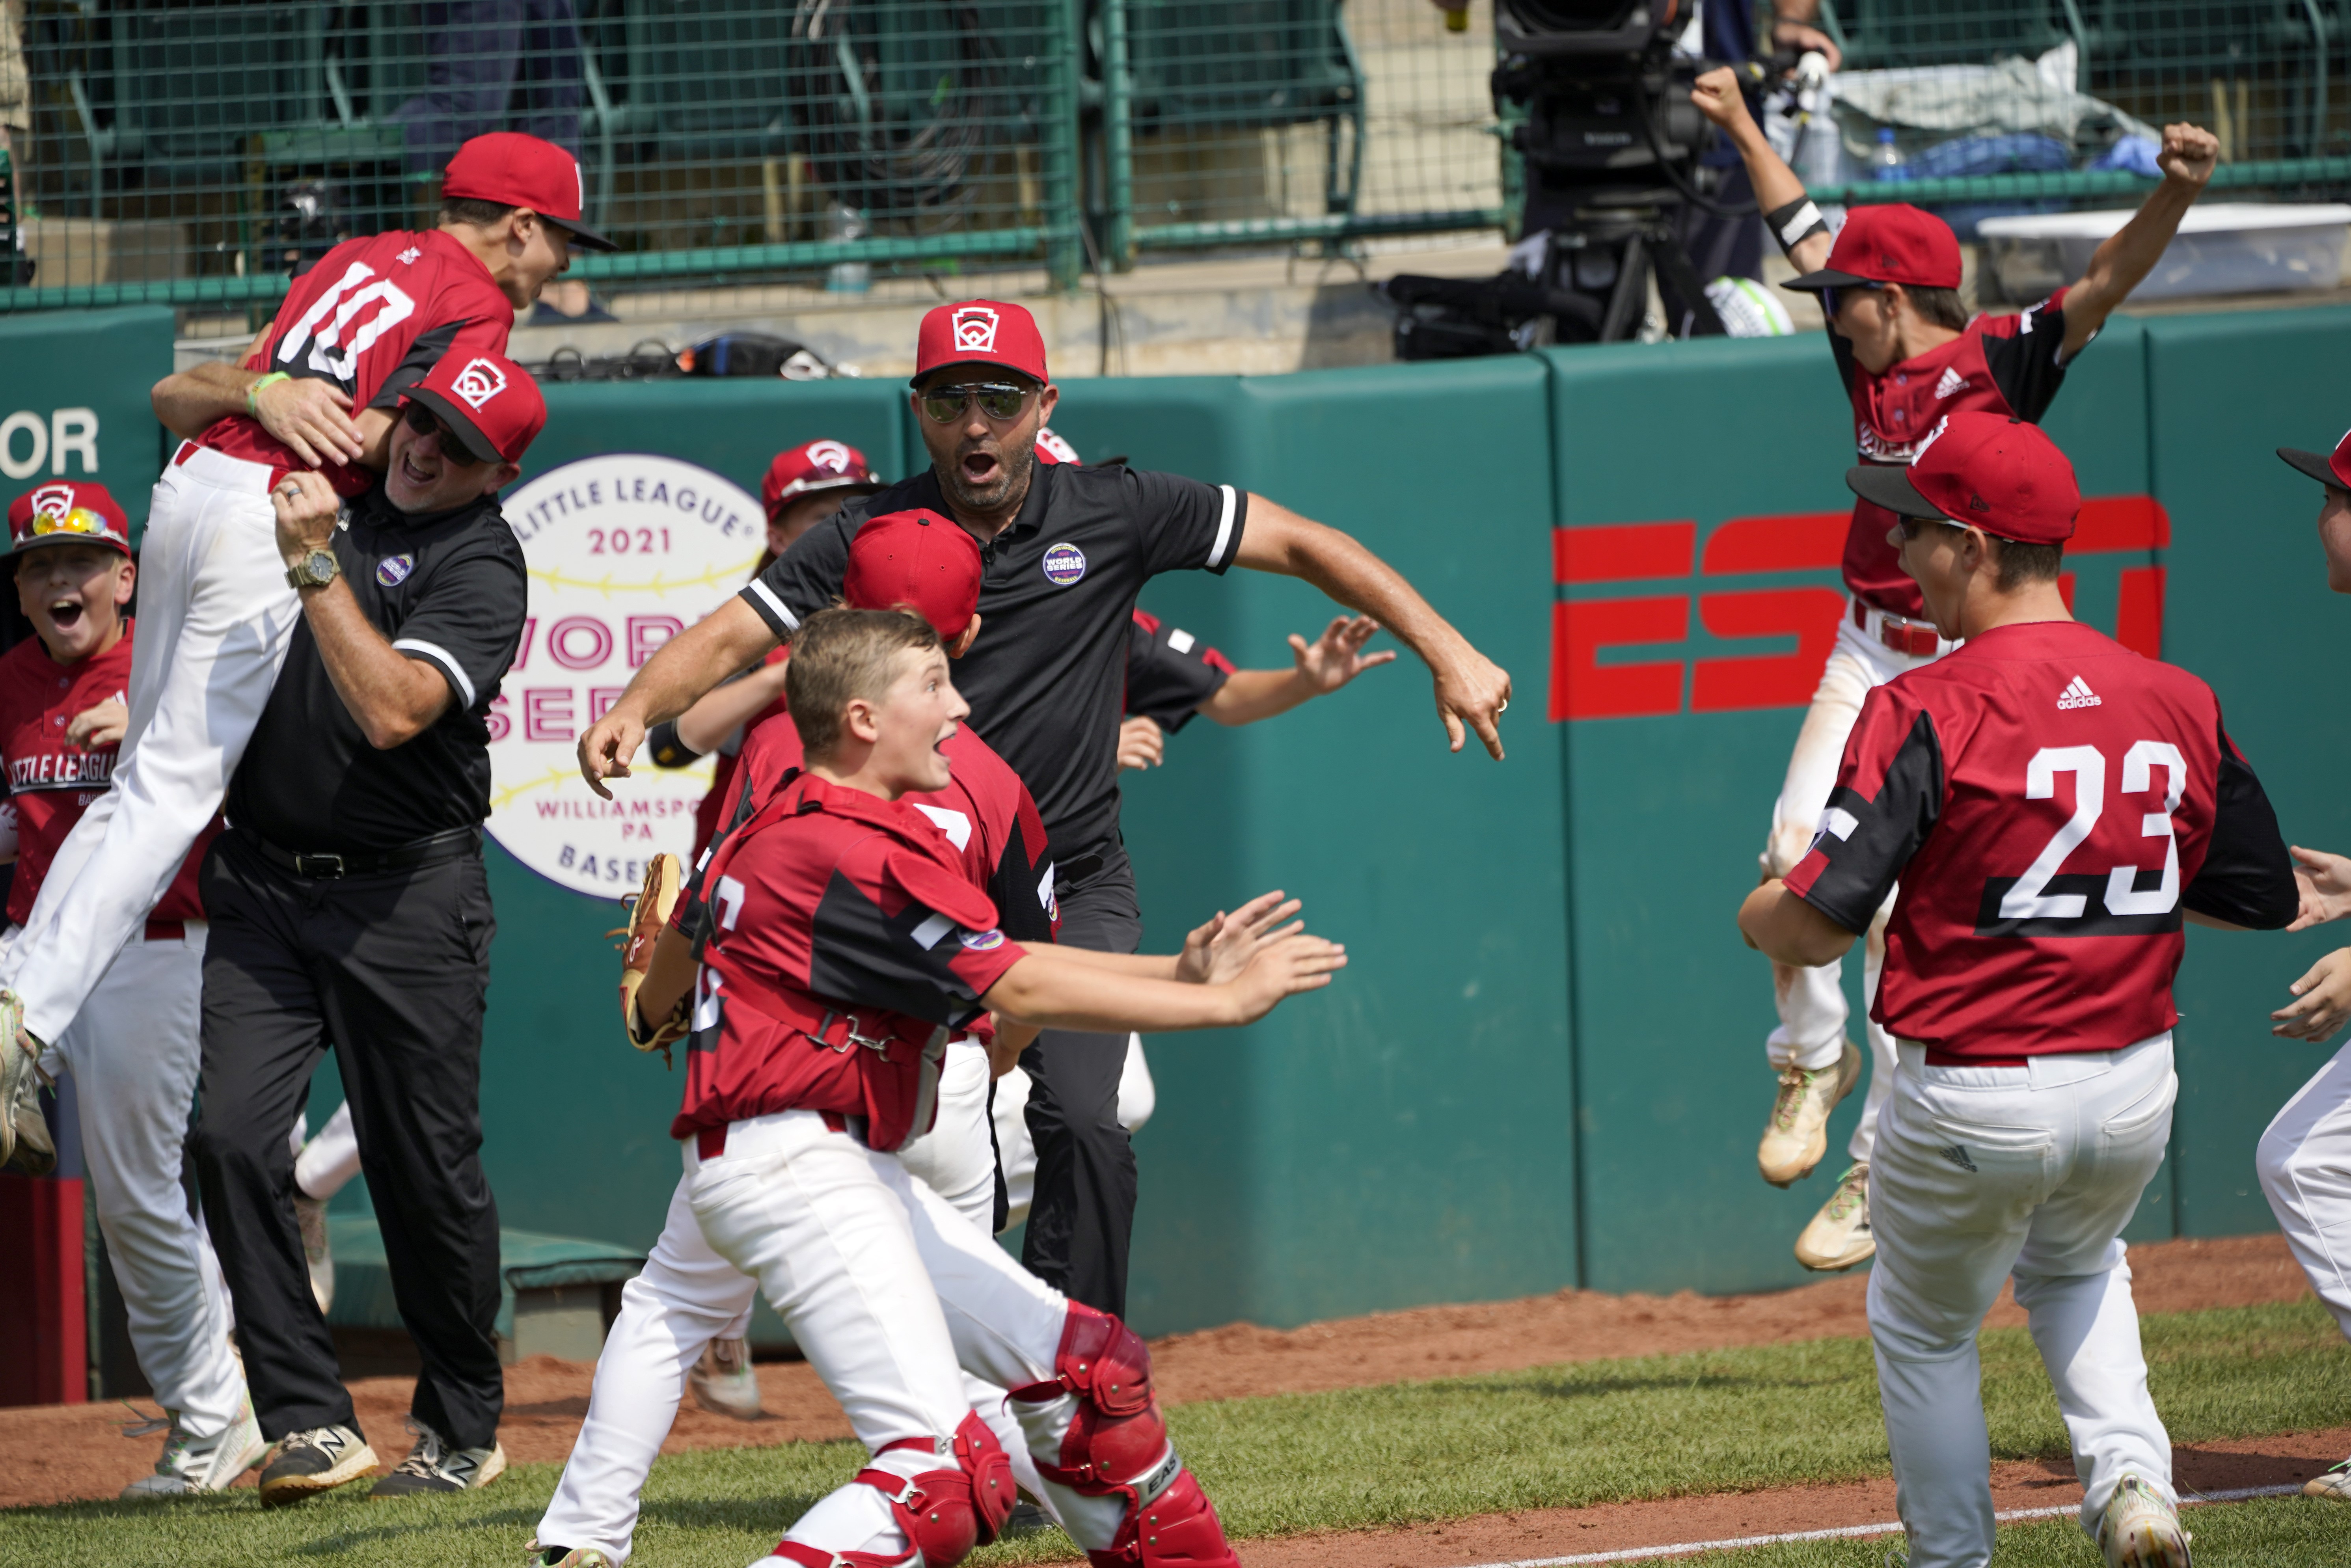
[613,853,690,1063]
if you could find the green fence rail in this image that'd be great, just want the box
[8,1,2351,311]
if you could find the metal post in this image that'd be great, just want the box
[1102,0,1135,269]
[1045,0,1087,289]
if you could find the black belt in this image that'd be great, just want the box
[242,826,480,881]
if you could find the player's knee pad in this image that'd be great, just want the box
[1010,1303,1167,1495]
[852,1413,1015,1568]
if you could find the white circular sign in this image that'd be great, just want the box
[488,453,764,896]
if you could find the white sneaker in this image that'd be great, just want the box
[1758,1040,1861,1187]
[688,1337,764,1421]
[2304,1453,2351,1499]
[0,989,44,1171]
[119,1401,269,1498]
[527,1541,617,1567]
[2097,1472,2192,1566]
[294,1193,335,1313]
[1794,1163,1875,1272]
[369,1421,505,1498]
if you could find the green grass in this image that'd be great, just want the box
[6,1302,2347,1566]
[1682,1496,2351,1566]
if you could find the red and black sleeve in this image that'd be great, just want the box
[2183,720,2299,929]
[1785,691,1946,933]
[806,848,1024,1029]
[1978,290,2075,423]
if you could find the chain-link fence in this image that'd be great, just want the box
[6,2,2351,313]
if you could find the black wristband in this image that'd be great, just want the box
[1763,196,1831,260]
[646,719,702,768]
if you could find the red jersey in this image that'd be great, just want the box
[1124,607,1233,733]
[0,626,214,927]
[1837,292,2074,616]
[691,646,791,859]
[671,770,1026,1149]
[1784,620,2296,1058]
[201,230,515,497]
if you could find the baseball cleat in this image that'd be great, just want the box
[1794,1163,1875,1271]
[0,989,42,1170]
[687,1336,763,1421]
[2097,1472,2192,1566]
[259,1424,377,1506]
[294,1192,335,1314]
[370,1421,506,1497]
[2303,1454,2351,1498]
[527,1543,616,1568]
[1758,1039,1862,1187]
[119,1400,268,1498]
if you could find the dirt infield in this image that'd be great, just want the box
[0,1231,2315,1512]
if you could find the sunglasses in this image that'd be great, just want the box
[403,401,488,466]
[1819,281,1883,318]
[918,383,1034,425]
[29,507,114,538]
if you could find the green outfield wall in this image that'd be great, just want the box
[17,305,2349,1336]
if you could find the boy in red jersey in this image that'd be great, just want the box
[0,482,255,1496]
[1741,414,2297,1568]
[1692,67,2222,1272]
[0,134,613,1137]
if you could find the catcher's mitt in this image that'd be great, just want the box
[613,853,689,1063]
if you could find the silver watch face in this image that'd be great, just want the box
[306,549,337,579]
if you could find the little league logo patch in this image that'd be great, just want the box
[28,483,74,520]
[951,305,1000,353]
[959,927,1007,951]
[450,358,508,409]
[1041,542,1087,586]
[376,554,415,587]
[807,439,853,474]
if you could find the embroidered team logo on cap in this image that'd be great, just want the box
[1041,542,1086,586]
[377,553,415,587]
[807,439,852,473]
[449,358,508,409]
[951,305,1000,353]
[27,484,75,521]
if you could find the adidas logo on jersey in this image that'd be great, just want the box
[1934,366,1969,400]
[2057,675,2102,710]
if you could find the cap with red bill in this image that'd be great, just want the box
[442,132,618,251]
[844,509,984,640]
[2277,429,2351,490]
[1845,411,2080,544]
[8,481,131,557]
[401,352,547,466]
[1783,203,1962,293]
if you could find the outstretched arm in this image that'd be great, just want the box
[2060,123,2219,357]
[579,596,781,797]
[1235,500,1510,758]
[1197,614,1396,727]
[984,932,1344,1033]
[1689,67,1831,277]
[151,326,381,467]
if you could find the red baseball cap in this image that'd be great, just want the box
[844,509,983,639]
[401,352,547,466]
[7,482,130,557]
[1785,203,1961,293]
[2278,429,2351,491]
[1033,426,1080,466]
[1847,412,2078,544]
[442,132,618,251]
[763,439,883,519]
[911,299,1049,387]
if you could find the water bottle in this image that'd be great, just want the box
[1870,127,1906,181]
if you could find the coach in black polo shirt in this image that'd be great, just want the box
[580,300,1510,1315]
[191,351,542,1507]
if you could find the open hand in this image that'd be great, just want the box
[1116,715,1166,772]
[2158,123,2219,188]
[2275,948,2351,1043]
[253,374,367,468]
[1225,931,1348,1023]
[66,698,127,750]
[2291,846,2351,931]
[1289,615,1397,694]
[1179,889,1307,985]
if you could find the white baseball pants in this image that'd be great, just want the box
[2,447,302,1047]
[1868,1035,2179,1568]
[27,921,244,1440]
[1765,612,1944,1166]
[536,1043,1056,1564]
[2256,1038,2351,1341]
[995,1034,1154,1231]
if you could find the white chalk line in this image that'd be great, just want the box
[1447,1482,2304,1566]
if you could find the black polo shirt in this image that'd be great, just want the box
[743,462,1246,861]
[227,484,528,852]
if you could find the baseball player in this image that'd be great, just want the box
[579,299,1507,1323]
[1692,68,2220,1271]
[531,597,1337,1568]
[1740,413,2298,1568]
[2251,430,2351,1502]
[0,482,257,1497]
[0,133,613,1144]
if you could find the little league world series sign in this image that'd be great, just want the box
[488,454,763,896]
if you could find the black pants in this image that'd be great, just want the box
[1019,847,1144,1316]
[191,831,503,1448]
[1656,162,1764,339]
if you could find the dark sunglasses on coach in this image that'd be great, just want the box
[918,383,1034,424]
[402,401,487,466]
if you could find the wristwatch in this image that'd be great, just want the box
[285,548,341,590]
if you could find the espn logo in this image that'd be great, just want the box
[1548,497,2169,722]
